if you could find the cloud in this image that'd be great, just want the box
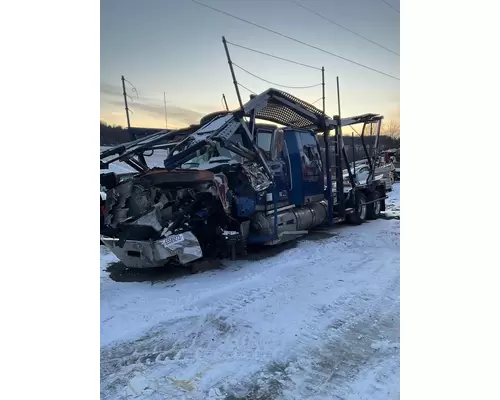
[101,81,204,125]
[100,82,122,97]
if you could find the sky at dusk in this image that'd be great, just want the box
[100,0,400,130]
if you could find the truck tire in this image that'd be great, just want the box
[347,192,367,225]
[367,189,382,220]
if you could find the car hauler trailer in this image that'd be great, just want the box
[100,88,387,271]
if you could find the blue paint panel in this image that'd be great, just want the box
[298,130,324,200]
[285,130,306,205]
[254,151,290,208]
[284,129,324,205]
[234,196,256,217]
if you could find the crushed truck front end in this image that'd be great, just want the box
[100,231,203,268]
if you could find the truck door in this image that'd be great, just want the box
[256,128,290,197]
[298,131,324,201]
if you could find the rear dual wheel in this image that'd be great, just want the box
[347,190,383,224]
[367,190,383,220]
[347,192,367,225]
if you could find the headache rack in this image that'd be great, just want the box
[243,88,327,131]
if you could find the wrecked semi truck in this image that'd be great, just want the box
[100,89,387,271]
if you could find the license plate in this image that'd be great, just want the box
[163,234,184,246]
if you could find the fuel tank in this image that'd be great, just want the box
[250,200,328,244]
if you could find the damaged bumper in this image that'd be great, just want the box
[100,231,203,268]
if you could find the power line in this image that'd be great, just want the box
[379,0,400,13]
[233,63,322,89]
[190,0,400,81]
[123,78,139,99]
[311,96,324,105]
[237,82,257,95]
[286,0,399,56]
[226,40,322,70]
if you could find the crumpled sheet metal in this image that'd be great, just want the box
[101,230,203,268]
[241,162,272,192]
[213,173,230,213]
[156,231,203,264]
[104,181,134,227]
[130,208,163,232]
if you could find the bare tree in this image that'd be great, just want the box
[382,120,400,139]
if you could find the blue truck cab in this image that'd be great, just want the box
[233,126,332,245]
[254,127,325,208]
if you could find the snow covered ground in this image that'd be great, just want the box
[100,184,400,399]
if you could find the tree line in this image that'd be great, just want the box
[100,120,400,156]
[100,122,131,145]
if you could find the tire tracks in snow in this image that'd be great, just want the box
[290,275,400,399]
[101,222,400,399]
[214,262,400,399]
[206,250,399,398]
[101,252,324,397]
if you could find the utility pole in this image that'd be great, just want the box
[321,67,326,116]
[222,36,243,109]
[321,66,333,225]
[164,92,168,129]
[121,75,133,138]
[121,75,146,166]
[222,93,229,111]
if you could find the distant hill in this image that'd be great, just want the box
[100,122,176,145]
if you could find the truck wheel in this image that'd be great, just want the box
[347,192,367,225]
[367,190,383,220]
